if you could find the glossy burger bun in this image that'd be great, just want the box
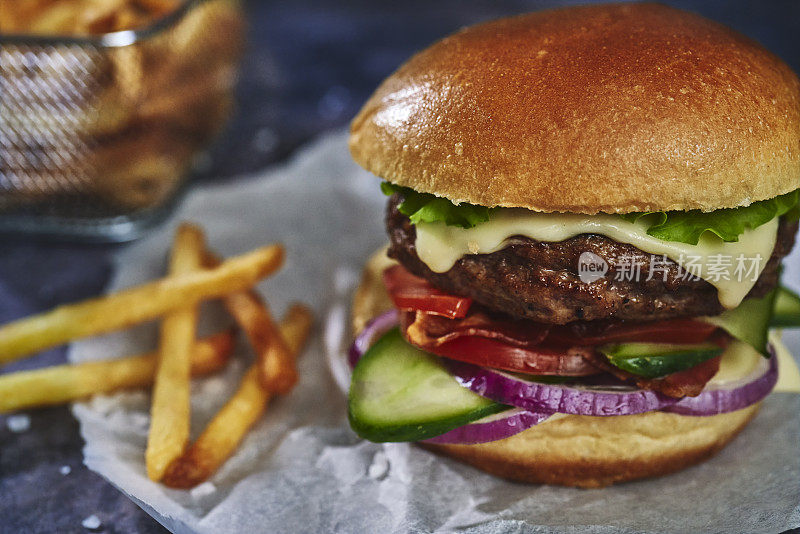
[349,3,800,215]
[351,249,759,487]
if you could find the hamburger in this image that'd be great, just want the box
[344,3,800,487]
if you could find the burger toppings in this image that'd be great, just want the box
[396,304,724,379]
[387,196,798,323]
[382,181,799,244]
[348,322,780,443]
[404,314,600,376]
[773,287,800,327]
[423,408,554,445]
[348,328,509,443]
[444,341,777,419]
[388,265,726,397]
[596,342,724,379]
[383,263,471,318]
[579,347,722,398]
[346,260,799,444]
[383,185,799,310]
[412,203,779,309]
[385,263,771,350]
[621,189,799,245]
[664,343,779,415]
[380,182,494,229]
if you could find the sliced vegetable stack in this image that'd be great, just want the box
[348,267,800,444]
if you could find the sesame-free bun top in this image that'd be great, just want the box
[349,3,800,214]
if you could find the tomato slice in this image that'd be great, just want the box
[383,265,472,319]
[428,336,599,376]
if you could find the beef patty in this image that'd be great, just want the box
[386,196,797,324]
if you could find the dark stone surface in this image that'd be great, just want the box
[0,1,798,532]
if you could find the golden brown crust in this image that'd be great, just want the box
[420,407,757,487]
[350,3,800,214]
[352,247,761,486]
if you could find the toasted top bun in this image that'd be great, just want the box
[350,3,800,214]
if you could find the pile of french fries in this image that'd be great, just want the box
[0,222,312,488]
[2,0,244,212]
[1,0,181,35]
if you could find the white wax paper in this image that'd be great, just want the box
[70,130,800,534]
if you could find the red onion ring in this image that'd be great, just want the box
[663,344,778,416]
[447,360,678,416]
[349,309,399,367]
[423,408,552,445]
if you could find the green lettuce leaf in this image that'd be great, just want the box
[620,190,799,245]
[381,183,495,228]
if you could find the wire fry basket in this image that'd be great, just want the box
[0,0,244,242]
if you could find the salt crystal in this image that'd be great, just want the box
[60,465,72,476]
[190,481,217,500]
[368,451,389,479]
[202,375,229,397]
[129,412,150,431]
[81,514,102,530]
[88,395,118,414]
[6,414,30,433]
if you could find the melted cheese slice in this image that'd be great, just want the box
[708,340,763,385]
[415,210,778,309]
[695,336,799,392]
[770,331,800,393]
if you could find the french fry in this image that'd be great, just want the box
[0,330,235,413]
[0,244,284,366]
[5,0,181,35]
[27,3,80,34]
[133,0,181,18]
[162,304,313,488]
[204,252,297,394]
[146,223,204,481]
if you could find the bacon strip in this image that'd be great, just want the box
[401,310,550,349]
[576,348,721,398]
[402,311,600,376]
[546,318,719,346]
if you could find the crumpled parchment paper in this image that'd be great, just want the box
[70,130,800,534]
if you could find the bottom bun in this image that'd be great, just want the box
[419,407,756,487]
[351,247,760,487]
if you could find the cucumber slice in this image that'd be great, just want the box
[772,286,800,327]
[702,289,775,355]
[348,328,508,442]
[599,342,723,379]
